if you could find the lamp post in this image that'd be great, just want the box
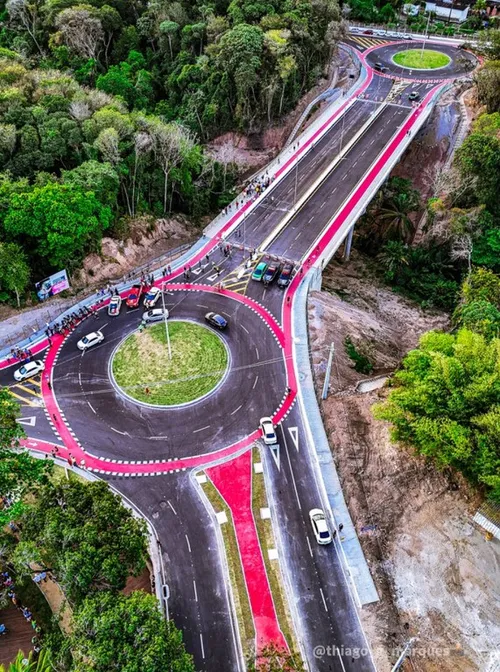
[161,282,172,359]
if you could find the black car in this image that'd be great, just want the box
[374,62,387,73]
[263,263,280,285]
[205,312,228,330]
[277,264,294,288]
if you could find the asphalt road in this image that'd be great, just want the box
[226,78,395,253]
[111,473,242,672]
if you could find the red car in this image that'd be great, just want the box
[126,283,142,309]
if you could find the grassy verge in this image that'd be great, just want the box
[112,321,228,405]
[200,477,255,658]
[251,447,298,653]
[392,49,450,69]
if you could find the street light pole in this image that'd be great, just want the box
[161,282,172,359]
[421,11,431,58]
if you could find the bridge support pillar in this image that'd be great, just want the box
[343,225,354,261]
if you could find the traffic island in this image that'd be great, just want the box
[111,321,228,406]
[392,49,451,70]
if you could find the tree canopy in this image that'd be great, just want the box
[16,479,148,605]
[374,329,500,502]
[70,591,195,672]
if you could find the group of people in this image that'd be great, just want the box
[0,570,42,650]
[8,347,34,364]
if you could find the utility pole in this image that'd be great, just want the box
[421,12,431,58]
[161,282,172,359]
[391,638,417,672]
[322,342,335,400]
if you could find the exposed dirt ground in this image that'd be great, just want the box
[308,254,500,672]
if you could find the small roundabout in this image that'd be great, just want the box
[111,320,229,407]
[392,49,451,70]
[365,41,478,80]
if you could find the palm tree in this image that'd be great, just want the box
[0,650,52,672]
[378,190,420,242]
[378,241,410,281]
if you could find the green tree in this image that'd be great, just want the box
[475,62,500,114]
[456,131,500,214]
[0,241,30,306]
[374,329,500,501]
[70,591,195,672]
[0,388,51,526]
[18,479,148,605]
[0,650,52,672]
[4,182,112,271]
[62,159,119,209]
[477,28,500,60]
[461,267,500,307]
[457,299,500,339]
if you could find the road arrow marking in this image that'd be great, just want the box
[288,427,299,451]
[16,416,36,427]
[269,443,280,470]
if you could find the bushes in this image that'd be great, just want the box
[374,329,500,502]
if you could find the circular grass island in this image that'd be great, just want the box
[392,49,451,70]
[112,321,228,406]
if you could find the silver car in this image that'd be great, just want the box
[142,308,169,323]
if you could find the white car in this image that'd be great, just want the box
[142,308,169,323]
[77,331,104,351]
[108,295,122,316]
[260,417,277,445]
[309,509,333,545]
[143,286,162,309]
[14,360,45,382]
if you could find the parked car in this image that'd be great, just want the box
[408,91,420,101]
[205,312,228,330]
[260,417,277,445]
[108,295,122,316]
[142,308,168,323]
[77,331,104,351]
[13,360,45,382]
[126,284,143,309]
[309,509,333,545]
[143,286,162,309]
[363,29,374,35]
[263,263,280,285]
[252,261,268,282]
[277,264,294,288]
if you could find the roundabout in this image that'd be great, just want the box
[364,41,477,80]
[392,49,451,70]
[111,321,229,407]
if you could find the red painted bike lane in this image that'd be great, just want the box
[206,450,287,653]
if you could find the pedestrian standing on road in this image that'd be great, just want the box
[79,458,86,469]
[168,265,172,275]
[286,296,291,305]
[332,529,337,540]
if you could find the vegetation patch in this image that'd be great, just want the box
[200,477,255,658]
[392,49,451,69]
[344,336,373,375]
[112,321,228,406]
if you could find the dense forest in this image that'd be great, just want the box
[0,0,344,302]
